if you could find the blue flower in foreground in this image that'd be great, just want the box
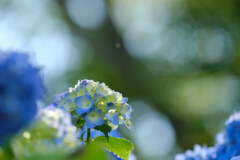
[0,51,45,144]
[175,145,217,160]
[10,106,80,158]
[215,113,240,159]
[175,112,240,160]
[37,106,80,149]
[232,156,240,160]
[53,79,133,131]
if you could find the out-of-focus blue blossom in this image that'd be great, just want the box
[215,113,240,160]
[175,145,217,160]
[175,112,240,160]
[36,106,80,148]
[0,51,45,144]
[232,156,240,160]
[53,79,133,131]
[11,106,80,158]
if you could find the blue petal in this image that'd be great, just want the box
[109,130,122,138]
[85,109,104,128]
[124,119,134,131]
[94,92,108,111]
[77,125,122,139]
[77,125,104,139]
[76,80,96,96]
[63,91,76,100]
[94,91,105,101]
[106,102,116,111]
[105,112,119,125]
[59,99,76,112]
[76,85,85,96]
[75,93,94,114]
[120,103,133,119]
[96,87,111,97]
[121,97,128,103]
[53,92,67,104]
[232,157,240,160]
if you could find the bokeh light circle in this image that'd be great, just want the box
[66,0,106,29]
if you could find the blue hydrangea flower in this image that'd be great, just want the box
[37,106,80,148]
[10,106,80,158]
[85,108,104,128]
[175,145,217,160]
[53,79,133,131]
[75,93,94,114]
[175,112,240,160]
[215,113,240,160]
[0,51,45,144]
[232,156,240,160]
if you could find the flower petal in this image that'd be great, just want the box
[121,97,128,103]
[63,91,76,100]
[108,121,119,130]
[75,93,94,114]
[232,156,240,160]
[75,85,85,97]
[96,85,112,97]
[106,102,116,112]
[124,119,134,131]
[53,92,67,104]
[85,109,104,128]
[120,103,133,120]
[59,99,77,112]
[105,111,119,125]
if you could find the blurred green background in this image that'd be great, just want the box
[1,0,240,159]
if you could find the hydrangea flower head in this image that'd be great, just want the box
[232,156,240,160]
[215,112,240,159]
[175,145,217,160]
[37,106,80,148]
[0,51,45,144]
[53,79,133,131]
[175,112,240,160]
[10,106,80,158]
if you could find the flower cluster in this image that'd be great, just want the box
[36,106,80,149]
[175,112,240,160]
[215,113,240,160]
[175,145,217,160]
[10,106,80,158]
[0,51,134,160]
[53,79,133,131]
[0,51,45,144]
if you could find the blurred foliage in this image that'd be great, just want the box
[71,143,109,160]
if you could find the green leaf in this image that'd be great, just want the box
[94,124,111,141]
[94,136,134,160]
[71,143,109,160]
[75,118,85,133]
[80,131,86,142]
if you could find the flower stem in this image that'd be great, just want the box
[87,128,91,142]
